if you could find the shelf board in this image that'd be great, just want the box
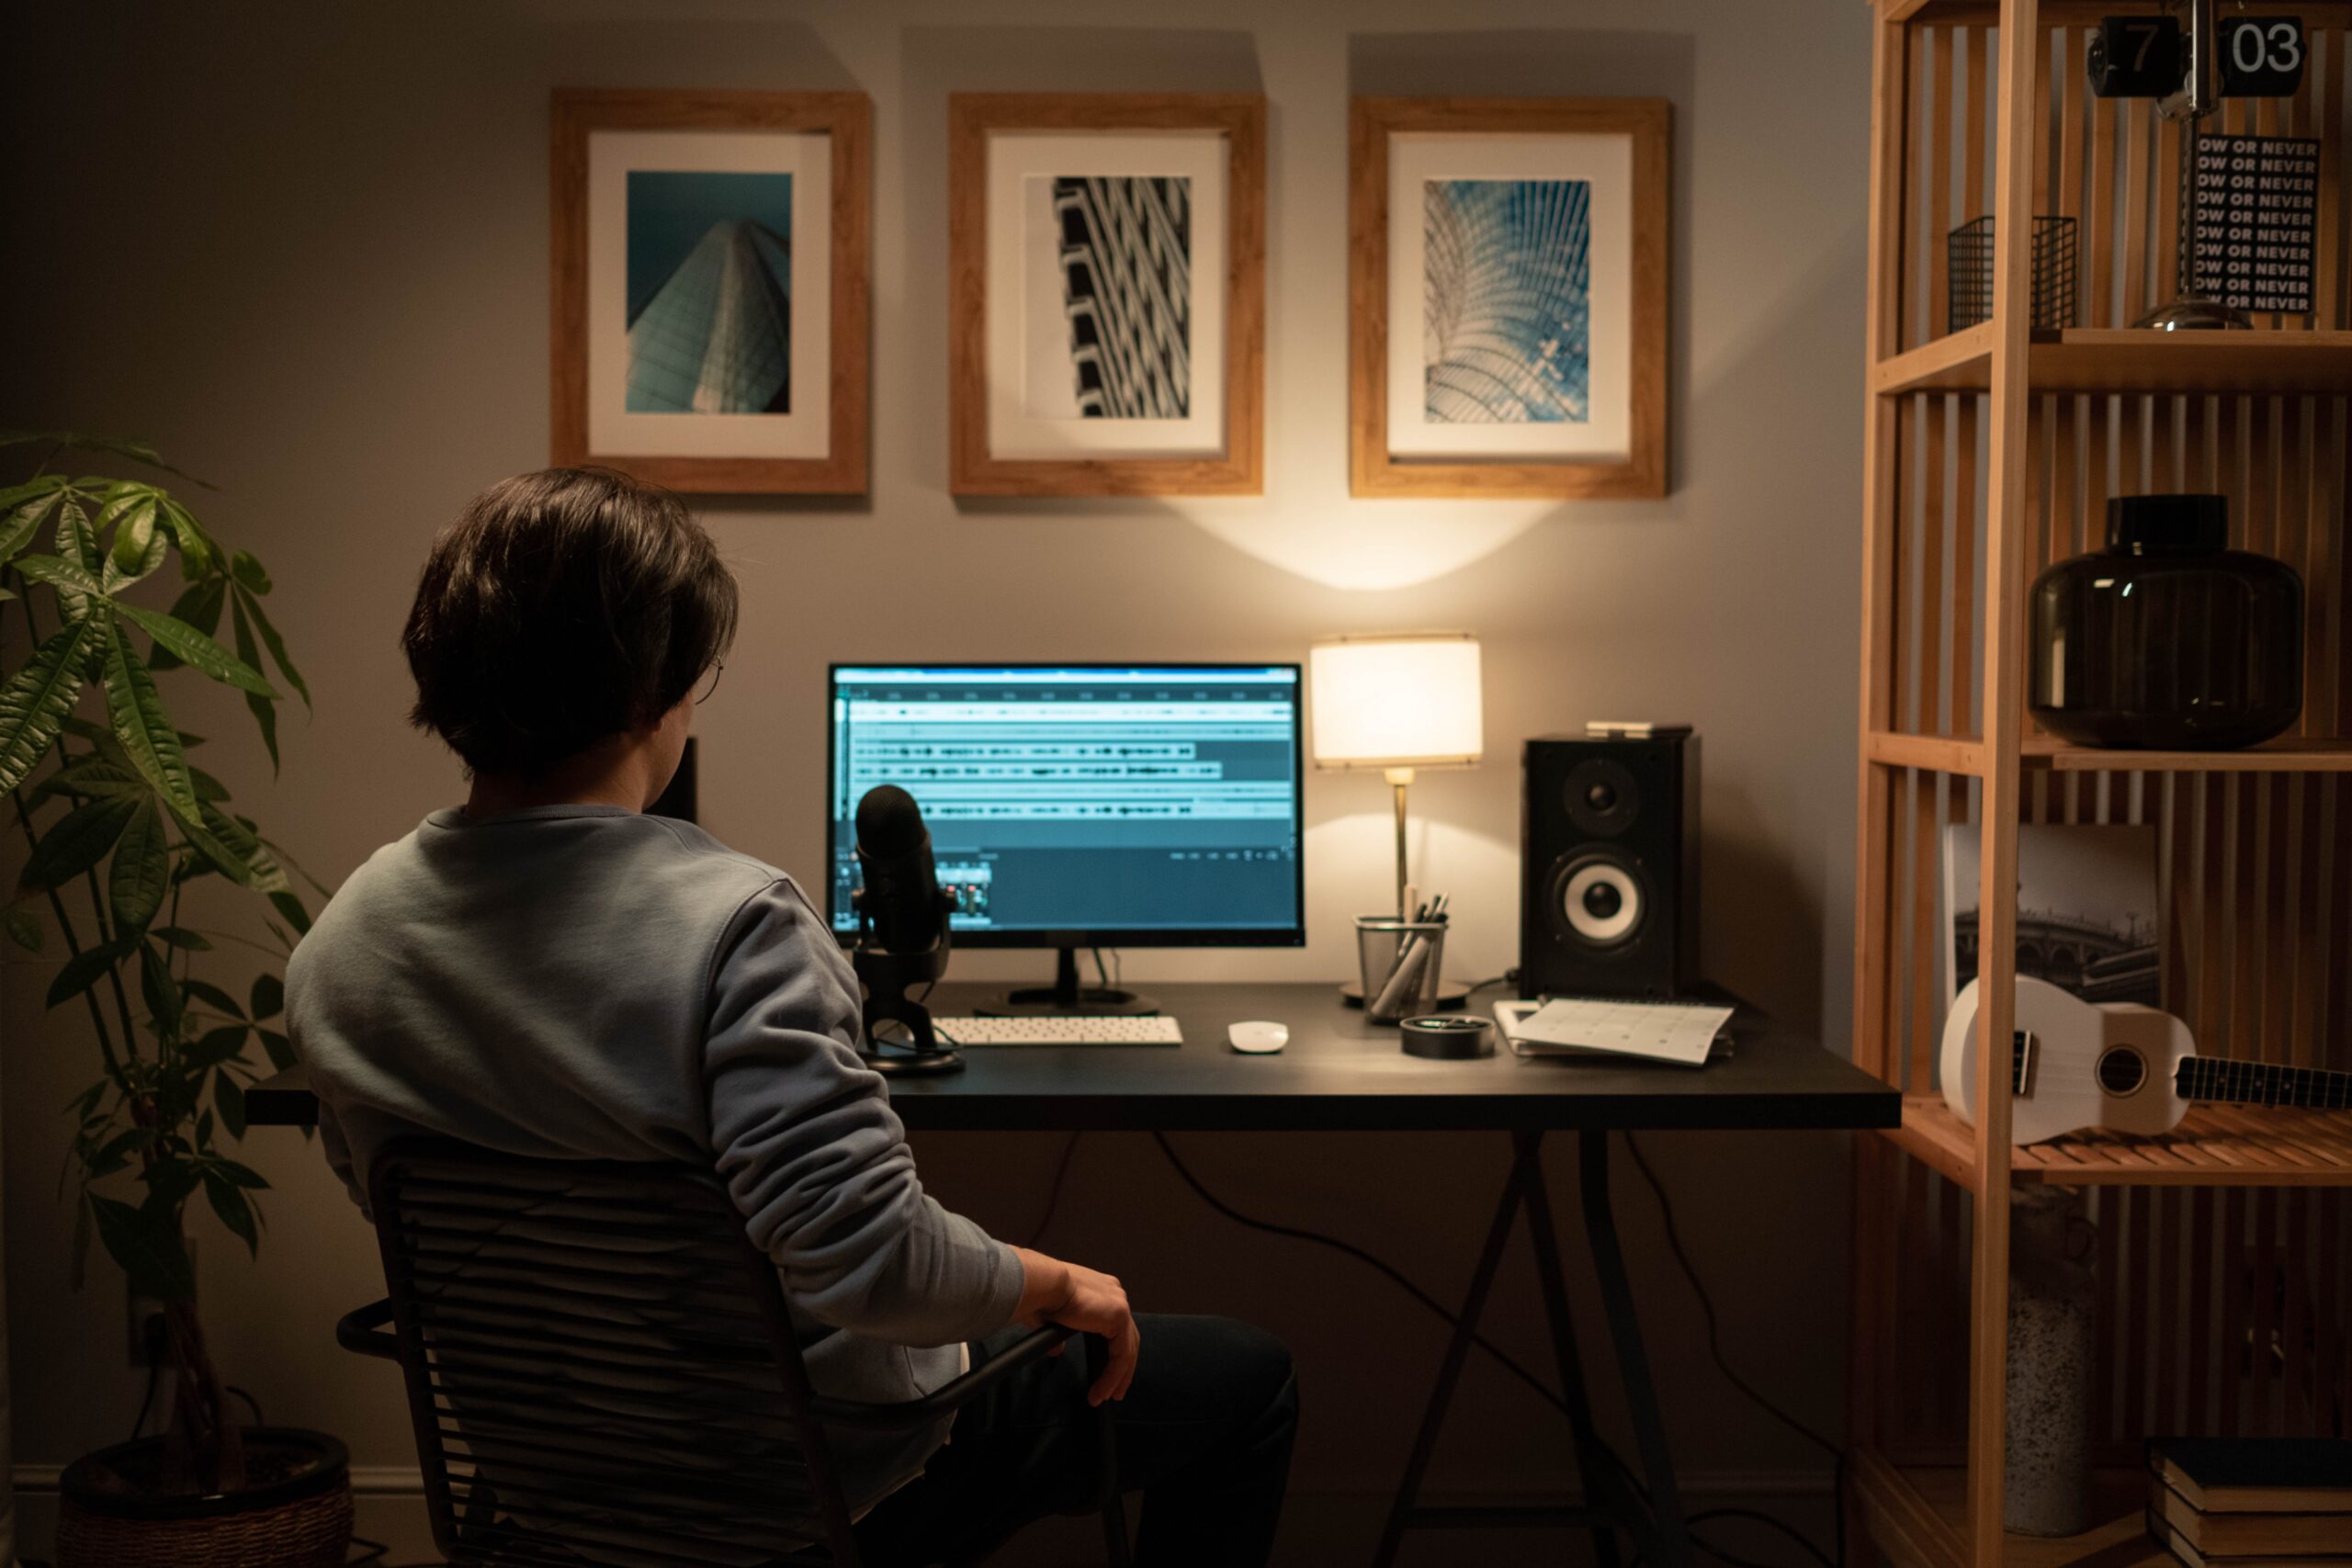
[2023,735,2352,772]
[1855,1449,2170,1568]
[1873,328,2352,396]
[1868,730,1990,776]
[1888,1097,2352,1188]
[1869,731,2352,776]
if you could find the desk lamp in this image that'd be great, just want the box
[1310,628,1484,922]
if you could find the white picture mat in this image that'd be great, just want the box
[586,128,832,460]
[985,130,1227,459]
[1386,131,1633,461]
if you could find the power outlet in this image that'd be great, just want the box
[126,1238,191,1367]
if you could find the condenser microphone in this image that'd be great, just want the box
[851,784,960,1077]
[854,784,945,955]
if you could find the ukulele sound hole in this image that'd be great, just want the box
[2097,1047,2148,1097]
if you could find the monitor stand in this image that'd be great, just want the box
[978,946,1159,1017]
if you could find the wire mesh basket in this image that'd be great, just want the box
[1948,215,2079,333]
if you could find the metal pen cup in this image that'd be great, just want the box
[1354,916,1448,1024]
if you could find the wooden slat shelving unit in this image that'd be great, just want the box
[1849,4,2352,1567]
[1874,326,2352,395]
[1885,1100,2352,1189]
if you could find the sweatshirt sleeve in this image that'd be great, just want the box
[702,876,1023,1347]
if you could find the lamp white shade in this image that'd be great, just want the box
[1309,634,1484,770]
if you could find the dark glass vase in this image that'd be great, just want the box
[2029,494,2302,750]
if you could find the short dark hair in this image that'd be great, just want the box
[402,468,738,777]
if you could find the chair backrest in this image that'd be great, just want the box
[366,1135,860,1567]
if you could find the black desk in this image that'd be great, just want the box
[248,981,1894,1568]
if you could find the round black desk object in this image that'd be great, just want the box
[1399,1015,1495,1060]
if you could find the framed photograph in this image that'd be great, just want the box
[551,89,870,494]
[1350,97,1668,500]
[948,93,1265,497]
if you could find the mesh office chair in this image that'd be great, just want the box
[337,1136,1131,1567]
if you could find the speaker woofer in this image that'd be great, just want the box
[1548,852,1648,950]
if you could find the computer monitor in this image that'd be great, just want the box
[828,663,1305,1014]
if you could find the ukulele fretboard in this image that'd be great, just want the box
[2176,1055,2352,1111]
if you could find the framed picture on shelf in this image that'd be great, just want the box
[1350,96,1669,500]
[948,93,1265,497]
[551,88,870,494]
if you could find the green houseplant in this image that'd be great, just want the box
[0,433,346,1564]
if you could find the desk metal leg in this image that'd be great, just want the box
[1581,1128,1692,1568]
[1369,1142,1528,1568]
[1517,1129,1624,1568]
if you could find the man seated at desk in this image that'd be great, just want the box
[288,468,1298,1565]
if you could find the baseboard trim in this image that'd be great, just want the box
[13,1463,425,1496]
[16,1462,1832,1499]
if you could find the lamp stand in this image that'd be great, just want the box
[1336,762,1473,1011]
[1386,766,1414,919]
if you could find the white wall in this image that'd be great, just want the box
[0,2,1871,1561]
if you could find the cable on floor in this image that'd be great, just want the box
[1624,1132,1845,1568]
[1148,1129,1844,1568]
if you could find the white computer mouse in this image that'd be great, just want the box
[1227,1021,1289,1054]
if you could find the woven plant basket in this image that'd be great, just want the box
[56,1426,353,1568]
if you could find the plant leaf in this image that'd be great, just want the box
[250,973,284,1021]
[4,903,40,953]
[209,1157,266,1190]
[88,1195,194,1302]
[17,793,139,895]
[104,498,164,586]
[267,888,311,936]
[26,758,147,807]
[230,549,271,594]
[139,940,184,1040]
[0,430,204,483]
[108,798,169,932]
[151,924,211,951]
[260,836,334,898]
[141,1157,200,1213]
[232,585,309,710]
[119,604,274,697]
[187,766,230,802]
[46,944,120,1009]
[183,977,243,1017]
[228,594,277,772]
[256,1027,294,1071]
[0,482,68,564]
[184,1024,248,1068]
[214,1072,247,1139]
[181,802,287,892]
[157,498,219,576]
[99,618,199,823]
[203,1174,260,1257]
[9,552,106,603]
[0,618,94,795]
[146,577,227,672]
[53,498,100,615]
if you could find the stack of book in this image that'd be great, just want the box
[2150,1439,2352,1568]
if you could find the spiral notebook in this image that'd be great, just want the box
[1490,997,1734,1067]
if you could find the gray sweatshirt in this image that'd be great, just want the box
[287,804,1024,1511]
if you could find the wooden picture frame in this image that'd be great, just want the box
[1350,96,1669,500]
[551,88,870,494]
[948,93,1266,497]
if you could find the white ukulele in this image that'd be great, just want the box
[1941,976,2352,1146]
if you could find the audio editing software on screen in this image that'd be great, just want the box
[829,666,1303,938]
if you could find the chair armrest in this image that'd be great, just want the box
[807,1325,1077,1431]
[336,1298,401,1360]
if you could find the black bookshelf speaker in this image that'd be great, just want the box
[1519,732,1700,999]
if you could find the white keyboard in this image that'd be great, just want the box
[934,1015,1183,1046]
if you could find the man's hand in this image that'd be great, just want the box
[1012,1247,1138,1405]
